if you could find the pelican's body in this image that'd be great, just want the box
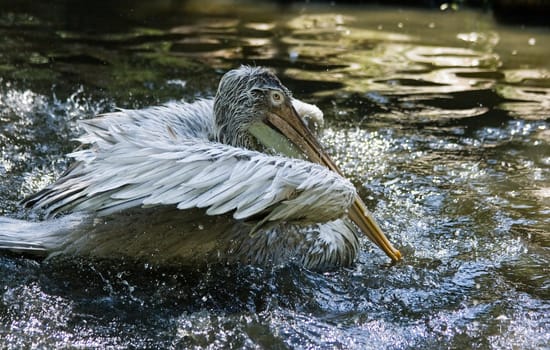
[1,66,400,270]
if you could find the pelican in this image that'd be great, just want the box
[1,66,401,270]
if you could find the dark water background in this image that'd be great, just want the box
[0,1,549,348]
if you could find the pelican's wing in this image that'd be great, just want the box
[26,140,355,225]
[291,98,324,135]
[76,99,216,149]
[24,102,354,225]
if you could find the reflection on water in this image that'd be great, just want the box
[0,1,549,349]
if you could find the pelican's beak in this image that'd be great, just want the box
[264,100,402,262]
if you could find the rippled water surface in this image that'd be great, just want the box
[0,1,549,348]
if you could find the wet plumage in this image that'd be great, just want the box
[4,66,400,270]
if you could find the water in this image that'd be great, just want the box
[1,1,549,348]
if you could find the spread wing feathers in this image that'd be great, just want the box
[24,101,355,225]
[76,99,216,150]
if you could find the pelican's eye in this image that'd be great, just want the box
[269,91,284,106]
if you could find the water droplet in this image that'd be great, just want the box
[166,79,187,88]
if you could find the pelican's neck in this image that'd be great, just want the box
[213,103,257,150]
[212,84,259,150]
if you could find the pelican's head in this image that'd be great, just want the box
[214,66,401,262]
[214,66,294,150]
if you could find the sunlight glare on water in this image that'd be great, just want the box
[0,1,548,349]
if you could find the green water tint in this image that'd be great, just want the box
[0,1,548,349]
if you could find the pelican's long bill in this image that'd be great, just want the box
[261,100,402,262]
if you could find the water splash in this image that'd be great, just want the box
[0,83,111,215]
[0,2,548,349]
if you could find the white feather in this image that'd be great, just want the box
[14,66,367,270]
[27,99,355,226]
